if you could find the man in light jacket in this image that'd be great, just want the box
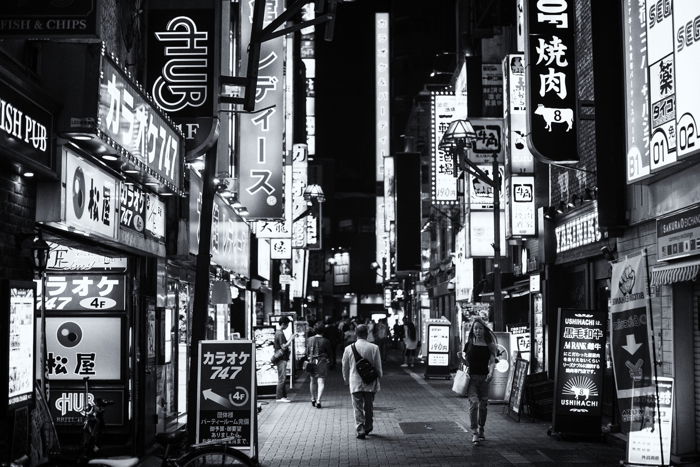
[342,324,383,439]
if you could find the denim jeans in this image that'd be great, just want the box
[467,374,490,433]
[351,391,375,434]
[276,359,288,399]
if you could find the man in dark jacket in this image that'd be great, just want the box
[273,316,293,402]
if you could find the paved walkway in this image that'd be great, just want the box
[256,348,625,466]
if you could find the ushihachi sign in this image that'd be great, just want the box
[657,204,700,262]
[196,340,256,447]
[0,0,98,37]
[146,1,217,155]
[553,309,606,435]
[524,0,579,163]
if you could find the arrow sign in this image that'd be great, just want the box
[202,389,232,408]
[621,334,642,355]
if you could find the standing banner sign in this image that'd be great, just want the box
[507,358,529,422]
[424,319,451,379]
[253,326,277,397]
[610,251,656,433]
[196,340,256,449]
[553,309,606,436]
[627,377,673,466]
[489,332,513,402]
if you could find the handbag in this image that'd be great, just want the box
[303,359,317,374]
[452,367,470,396]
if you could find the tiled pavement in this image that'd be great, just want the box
[256,348,626,467]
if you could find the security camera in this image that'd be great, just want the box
[601,246,616,262]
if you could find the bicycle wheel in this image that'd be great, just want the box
[178,444,254,467]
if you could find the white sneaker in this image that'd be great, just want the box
[277,397,291,403]
[400,363,408,368]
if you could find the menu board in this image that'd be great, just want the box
[253,326,277,388]
[7,285,35,407]
[425,319,451,378]
[553,309,606,435]
[508,358,530,422]
[627,377,673,466]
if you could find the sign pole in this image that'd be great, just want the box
[492,151,503,332]
[643,248,664,465]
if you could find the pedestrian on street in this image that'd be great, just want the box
[458,317,497,445]
[402,317,418,368]
[306,321,332,408]
[375,318,389,362]
[342,324,383,439]
[273,316,295,403]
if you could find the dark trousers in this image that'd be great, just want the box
[351,391,375,434]
[276,360,288,399]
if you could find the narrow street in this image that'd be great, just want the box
[256,348,625,466]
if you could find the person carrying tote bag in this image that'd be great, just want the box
[452,358,470,396]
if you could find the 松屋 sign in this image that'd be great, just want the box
[99,56,182,191]
[431,93,467,205]
[524,0,579,163]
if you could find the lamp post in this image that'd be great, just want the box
[439,120,503,331]
[30,231,50,397]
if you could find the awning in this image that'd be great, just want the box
[650,258,700,286]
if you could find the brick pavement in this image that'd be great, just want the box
[256,347,626,466]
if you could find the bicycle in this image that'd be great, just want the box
[148,429,256,466]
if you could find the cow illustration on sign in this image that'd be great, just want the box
[534,104,573,132]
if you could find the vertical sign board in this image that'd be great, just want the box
[253,326,277,394]
[196,341,255,447]
[610,252,655,433]
[553,309,606,435]
[425,319,450,378]
[508,358,530,422]
[510,175,536,236]
[623,0,652,182]
[524,0,579,163]
[2,282,36,411]
[464,118,505,165]
[657,205,700,261]
[503,54,534,174]
[489,332,513,402]
[291,144,308,248]
[674,1,700,161]
[431,93,466,205]
[239,0,285,219]
[627,377,673,466]
[147,2,217,156]
[469,164,505,210]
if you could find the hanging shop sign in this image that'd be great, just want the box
[553,308,606,435]
[554,204,601,253]
[509,175,536,236]
[64,149,119,240]
[610,251,655,433]
[239,0,285,219]
[292,144,309,248]
[270,238,292,260]
[2,281,36,410]
[469,164,504,210]
[49,387,125,426]
[290,249,308,300]
[119,183,146,234]
[482,64,504,117]
[425,319,451,379]
[43,274,126,312]
[467,118,505,165]
[0,76,52,172]
[0,0,98,37]
[253,165,293,239]
[306,202,322,250]
[431,93,467,205]
[657,204,700,262]
[626,377,673,466]
[146,2,217,156]
[145,193,166,242]
[469,210,506,258]
[40,316,124,381]
[332,251,351,286]
[376,12,390,184]
[47,242,127,272]
[623,0,652,182]
[524,0,579,164]
[189,170,250,276]
[196,340,255,447]
[253,326,277,388]
[503,54,534,174]
[454,228,474,301]
[99,56,182,190]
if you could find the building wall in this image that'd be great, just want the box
[0,166,35,280]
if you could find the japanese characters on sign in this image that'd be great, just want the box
[626,377,673,466]
[145,193,166,241]
[623,0,651,182]
[554,309,606,423]
[43,274,126,311]
[524,0,579,163]
[40,316,123,381]
[253,166,293,239]
[196,341,255,447]
[98,56,183,192]
[189,170,250,276]
[503,54,534,174]
[147,5,216,154]
[270,238,291,260]
[657,204,700,261]
[673,1,700,161]
[292,144,308,248]
[454,228,474,301]
[6,284,35,408]
[509,175,536,236]
[469,164,505,210]
[554,204,601,253]
[482,64,504,117]
[119,183,146,233]
[431,93,467,205]
[65,149,118,240]
[376,12,390,184]
[466,118,505,165]
[239,0,284,219]
[427,323,450,367]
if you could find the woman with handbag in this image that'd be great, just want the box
[459,317,498,446]
[306,322,332,408]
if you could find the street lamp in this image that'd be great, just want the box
[439,119,504,331]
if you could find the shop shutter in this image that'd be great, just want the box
[693,283,700,446]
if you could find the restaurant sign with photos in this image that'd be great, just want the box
[1,281,36,410]
[524,0,579,163]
